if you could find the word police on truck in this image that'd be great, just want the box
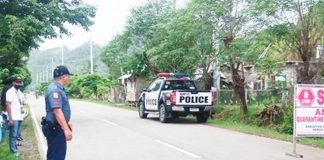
[138,73,216,123]
[179,93,210,104]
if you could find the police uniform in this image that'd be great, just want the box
[42,65,72,160]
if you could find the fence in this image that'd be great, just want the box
[105,85,294,107]
[216,89,293,106]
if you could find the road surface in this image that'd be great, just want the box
[27,96,324,160]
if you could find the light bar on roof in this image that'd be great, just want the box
[157,73,172,77]
[157,73,189,78]
[174,73,188,78]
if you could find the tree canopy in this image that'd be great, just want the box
[0,0,96,86]
[100,0,323,119]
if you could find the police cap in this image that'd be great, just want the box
[53,65,73,78]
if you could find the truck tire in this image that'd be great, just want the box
[139,101,148,118]
[159,104,168,123]
[196,112,209,123]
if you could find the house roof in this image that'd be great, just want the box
[219,71,259,83]
[118,74,132,80]
[194,71,226,80]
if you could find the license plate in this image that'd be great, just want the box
[190,108,199,112]
[172,106,185,111]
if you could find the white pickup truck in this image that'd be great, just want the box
[138,73,216,123]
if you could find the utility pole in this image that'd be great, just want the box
[213,39,221,90]
[61,46,64,65]
[51,57,54,72]
[46,65,49,82]
[90,40,94,74]
[39,72,41,83]
[173,0,177,10]
[39,72,42,83]
[36,74,39,85]
[43,71,46,83]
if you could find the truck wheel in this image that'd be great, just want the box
[159,104,168,123]
[139,101,148,118]
[196,112,209,123]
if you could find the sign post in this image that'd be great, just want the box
[286,84,324,158]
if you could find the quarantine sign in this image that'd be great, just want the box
[295,84,324,137]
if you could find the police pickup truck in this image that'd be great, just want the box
[138,73,216,123]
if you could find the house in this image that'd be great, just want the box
[118,74,146,104]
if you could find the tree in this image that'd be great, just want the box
[251,0,324,84]
[250,24,291,80]
[145,9,215,89]
[101,31,132,79]
[126,0,174,75]
[0,0,96,86]
[190,0,261,118]
[101,0,174,78]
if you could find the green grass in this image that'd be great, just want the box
[209,104,324,149]
[208,118,324,148]
[0,106,41,160]
[0,139,16,160]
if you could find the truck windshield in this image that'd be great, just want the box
[162,80,196,90]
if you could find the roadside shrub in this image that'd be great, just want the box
[214,102,293,135]
[278,105,293,134]
[256,105,284,127]
[214,105,241,122]
[66,77,81,98]
[37,82,50,95]
[66,74,114,99]
[80,87,93,99]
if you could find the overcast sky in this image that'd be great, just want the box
[39,0,188,50]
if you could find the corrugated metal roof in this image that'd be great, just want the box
[118,74,132,80]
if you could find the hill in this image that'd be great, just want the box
[27,42,109,90]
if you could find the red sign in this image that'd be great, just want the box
[297,88,315,106]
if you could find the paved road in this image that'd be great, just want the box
[27,96,324,160]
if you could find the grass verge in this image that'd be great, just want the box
[210,104,324,149]
[207,118,324,148]
[0,106,41,160]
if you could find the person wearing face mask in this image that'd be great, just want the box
[5,76,25,157]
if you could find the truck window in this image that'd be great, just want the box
[148,81,157,91]
[152,81,162,91]
[148,81,162,92]
[162,80,196,90]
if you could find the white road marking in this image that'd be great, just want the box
[101,119,118,126]
[27,100,46,160]
[155,140,201,159]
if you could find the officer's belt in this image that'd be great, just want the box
[41,117,60,128]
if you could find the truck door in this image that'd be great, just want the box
[145,80,162,110]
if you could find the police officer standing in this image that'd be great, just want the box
[42,65,73,160]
